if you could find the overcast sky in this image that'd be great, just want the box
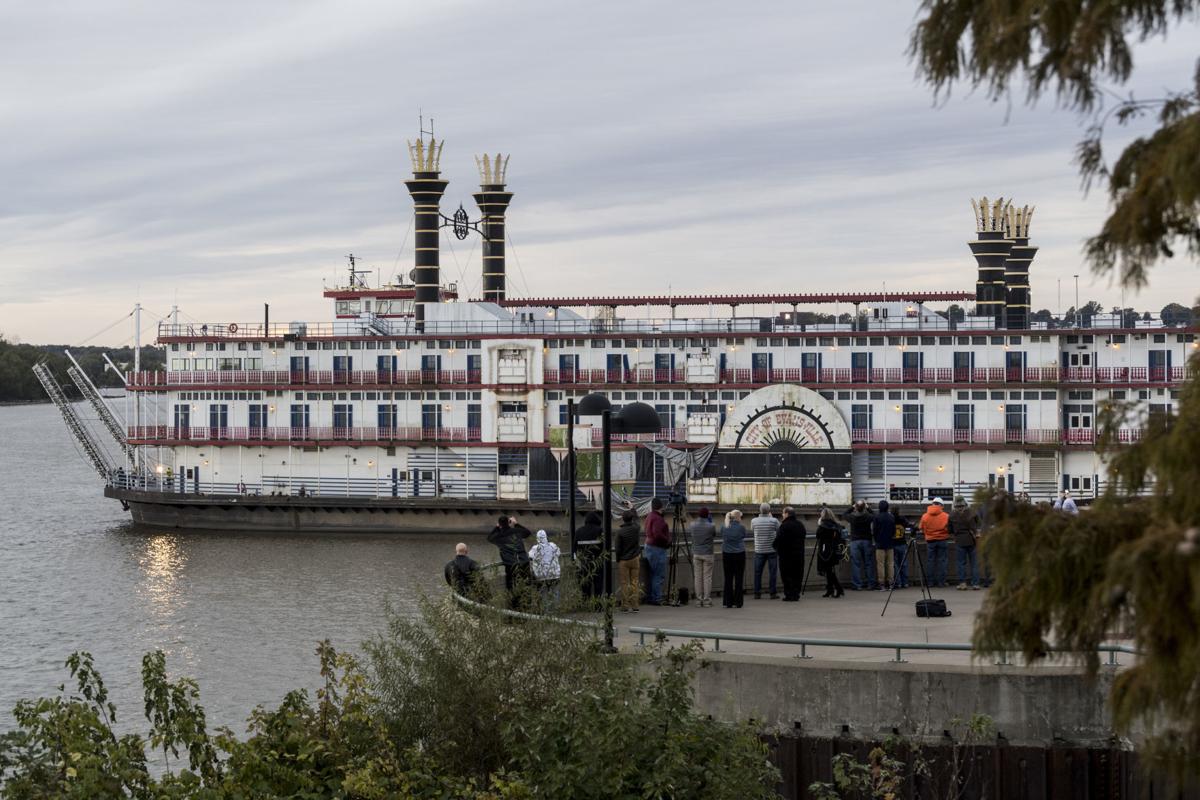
[2,1,1196,345]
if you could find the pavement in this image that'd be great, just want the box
[614,585,1126,668]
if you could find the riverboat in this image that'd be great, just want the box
[41,135,1196,532]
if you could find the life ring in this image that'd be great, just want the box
[228,323,238,333]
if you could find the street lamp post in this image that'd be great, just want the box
[576,393,661,651]
[567,397,577,559]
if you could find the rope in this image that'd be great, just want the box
[76,310,134,347]
[388,216,414,285]
[506,232,532,299]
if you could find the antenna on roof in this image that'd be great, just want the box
[419,109,434,141]
[346,253,372,289]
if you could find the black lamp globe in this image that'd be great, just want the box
[576,393,612,416]
[613,401,662,434]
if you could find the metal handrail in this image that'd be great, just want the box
[627,626,1138,665]
[446,560,608,634]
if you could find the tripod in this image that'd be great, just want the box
[880,532,933,617]
[665,502,693,605]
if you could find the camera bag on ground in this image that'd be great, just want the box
[915,598,951,617]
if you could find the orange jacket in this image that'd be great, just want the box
[919,505,950,542]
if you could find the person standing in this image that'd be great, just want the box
[574,510,605,599]
[689,507,717,607]
[919,498,951,588]
[846,500,877,590]
[443,542,480,597]
[614,509,642,612]
[750,503,781,599]
[720,509,748,608]
[642,498,672,605]
[815,508,845,598]
[871,500,897,590]
[528,530,562,608]
[1053,490,1079,514]
[773,506,807,601]
[949,496,981,590]
[487,515,532,608]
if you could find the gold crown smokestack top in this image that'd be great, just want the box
[969,196,1013,328]
[473,154,513,303]
[405,134,448,330]
[1003,205,1037,329]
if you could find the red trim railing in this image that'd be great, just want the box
[848,428,1134,445]
[589,427,686,445]
[128,426,483,443]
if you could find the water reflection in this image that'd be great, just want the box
[137,534,187,617]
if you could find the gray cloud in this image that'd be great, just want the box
[2,0,1197,343]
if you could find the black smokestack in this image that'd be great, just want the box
[969,197,1013,328]
[1003,205,1037,329]
[473,153,513,303]
[404,137,448,329]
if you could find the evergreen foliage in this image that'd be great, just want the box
[909,0,1200,287]
[972,359,1200,772]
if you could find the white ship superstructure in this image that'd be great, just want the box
[56,136,1194,532]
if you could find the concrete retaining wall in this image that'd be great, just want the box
[687,652,1130,747]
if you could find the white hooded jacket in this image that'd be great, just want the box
[529,530,561,581]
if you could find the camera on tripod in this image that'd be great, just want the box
[667,489,687,509]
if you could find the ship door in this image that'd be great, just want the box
[901,350,923,382]
[654,353,674,382]
[391,467,399,497]
[173,404,190,438]
[421,355,440,382]
[850,352,871,383]
[953,351,973,382]
[606,353,624,382]
[377,354,397,380]
[191,466,200,494]
[751,352,772,383]
[1005,350,1026,381]
[333,355,352,384]
[559,353,579,383]
[801,352,821,383]
[290,356,309,382]
[1149,349,1170,382]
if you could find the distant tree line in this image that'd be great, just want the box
[0,335,164,403]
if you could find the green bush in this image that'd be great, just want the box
[1,598,780,799]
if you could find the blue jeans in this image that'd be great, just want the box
[892,543,909,587]
[926,540,949,587]
[753,552,778,595]
[957,544,979,587]
[850,540,876,589]
[643,545,668,604]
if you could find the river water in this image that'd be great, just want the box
[0,402,491,733]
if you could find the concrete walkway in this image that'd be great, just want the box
[617,587,1132,668]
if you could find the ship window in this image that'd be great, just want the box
[787,338,801,346]
[819,337,833,346]
[1042,391,1058,399]
[921,337,935,345]
[1112,334,1127,343]
[623,339,637,348]
[672,339,685,348]
[470,340,481,349]
[548,339,559,348]
[957,391,969,399]
[906,337,918,345]
[770,338,784,347]
[855,391,867,399]
[939,336,952,345]
[837,337,850,346]
[1083,335,1094,343]
[1009,391,1022,399]
[591,339,605,348]
[990,336,1004,345]
[350,341,362,349]
[990,391,1004,400]
[306,342,318,350]
[350,392,362,400]
[972,391,987,400]
[1009,336,1022,344]
[819,391,835,400]
[321,392,333,400]
[870,391,884,400]
[322,341,334,350]
[1024,391,1041,399]
[869,337,884,346]
[837,391,850,400]
[1066,335,1079,344]
[425,340,436,349]
[805,338,817,347]
[906,391,918,400]
[888,391,901,400]
[1139,390,1150,399]
[738,391,750,399]
[888,337,900,345]
[393,340,407,349]
[171,343,179,351]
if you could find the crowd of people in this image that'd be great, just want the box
[444,489,1085,609]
